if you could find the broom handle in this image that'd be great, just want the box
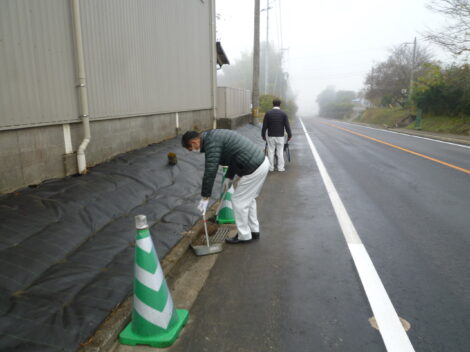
[216,188,229,215]
[203,213,211,247]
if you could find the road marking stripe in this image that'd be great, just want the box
[300,118,415,352]
[321,121,470,175]
[341,121,470,150]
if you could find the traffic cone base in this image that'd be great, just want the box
[216,185,236,224]
[216,210,235,224]
[119,309,189,347]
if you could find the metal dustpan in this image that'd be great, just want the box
[191,213,223,256]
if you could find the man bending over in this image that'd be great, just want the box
[182,129,269,244]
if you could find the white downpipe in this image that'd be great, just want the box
[210,0,217,129]
[71,0,90,174]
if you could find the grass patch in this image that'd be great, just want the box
[408,115,470,135]
[357,107,408,127]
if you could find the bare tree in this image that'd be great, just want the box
[364,44,433,106]
[424,0,470,55]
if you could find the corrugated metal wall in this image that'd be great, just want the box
[80,0,212,119]
[0,0,213,129]
[217,87,251,118]
[0,0,79,129]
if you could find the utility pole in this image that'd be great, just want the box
[264,0,270,94]
[252,0,260,124]
[403,37,421,129]
[410,37,422,130]
[408,37,417,104]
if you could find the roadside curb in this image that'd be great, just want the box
[346,121,470,146]
[79,207,218,352]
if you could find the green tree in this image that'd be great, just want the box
[217,42,297,108]
[413,63,470,115]
[336,90,357,103]
[316,86,336,111]
[316,87,356,119]
[217,51,253,90]
[260,94,298,118]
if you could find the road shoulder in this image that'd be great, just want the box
[346,120,470,146]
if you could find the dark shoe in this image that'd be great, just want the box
[251,232,260,240]
[225,234,252,244]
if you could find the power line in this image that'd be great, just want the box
[289,62,374,72]
[288,46,390,61]
[292,71,369,79]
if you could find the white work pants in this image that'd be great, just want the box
[232,157,270,240]
[267,136,285,171]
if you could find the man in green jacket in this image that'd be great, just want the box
[182,129,270,244]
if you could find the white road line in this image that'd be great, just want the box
[339,121,470,150]
[299,118,415,352]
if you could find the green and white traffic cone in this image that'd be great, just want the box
[216,167,236,224]
[119,215,189,347]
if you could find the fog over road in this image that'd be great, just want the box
[169,117,470,352]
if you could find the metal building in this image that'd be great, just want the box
[0,0,217,193]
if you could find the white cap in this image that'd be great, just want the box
[135,215,148,229]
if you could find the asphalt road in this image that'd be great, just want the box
[169,116,470,352]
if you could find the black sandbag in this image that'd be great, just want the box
[0,124,263,351]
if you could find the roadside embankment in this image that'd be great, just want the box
[406,114,470,135]
[356,108,470,136]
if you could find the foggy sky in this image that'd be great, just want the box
[215,0,453,116]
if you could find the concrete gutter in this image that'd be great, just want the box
[78,207,219,352]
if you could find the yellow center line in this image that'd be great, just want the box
[320,121,470,175]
